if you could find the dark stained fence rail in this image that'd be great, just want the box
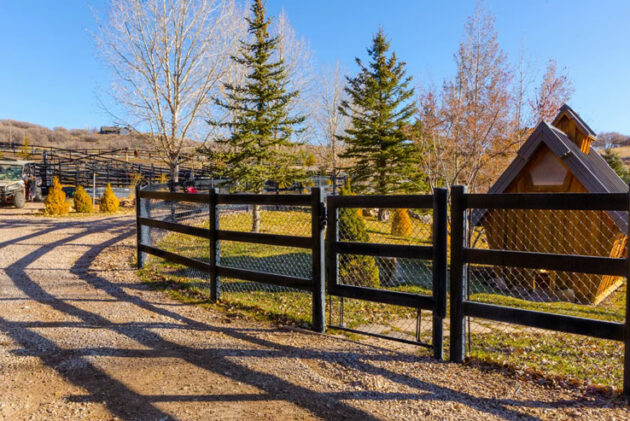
[136,186,326,332]
[449,185,630,398]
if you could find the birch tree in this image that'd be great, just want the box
[274,10,317,144]
[94,0,242,183]
[315,62,349,181]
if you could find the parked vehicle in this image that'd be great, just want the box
[0,160,43,208]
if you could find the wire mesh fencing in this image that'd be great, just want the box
[137,187,322,328]
[462,203,628,389]
[144,192,212,287]
[216,203,314,325]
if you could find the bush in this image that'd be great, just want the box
[128,172,142,198]
[391,208,412,237]
[73,185,93,213]
[99,183,119,213]
[338,183,379,288]
[18,137,32,159]
[44,177,70,216]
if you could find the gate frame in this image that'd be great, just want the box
[325,189,448,359]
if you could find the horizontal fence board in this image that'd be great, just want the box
[139,244,211,273]
[328,284,433,309]
[463,301,624,341]
[139,190,209,203]
[217,230,312,248]
[138,218,210,239]
[217,266,312,290]
[464,248,625,276]
[335,241,433,259]
[328,194,433,209]
[217,194,311,206]
[465,193,628,211]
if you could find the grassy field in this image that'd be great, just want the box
[142,208,627,390]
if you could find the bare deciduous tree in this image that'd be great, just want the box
[314,62,348,180]
[511,46,534,147]
[529,59,574,124]
[94,0,242,183]
[412,3,515,193]
[273,10,317,144]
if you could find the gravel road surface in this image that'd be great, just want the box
[0,204,628,420]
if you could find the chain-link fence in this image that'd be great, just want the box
[137,186,630,390]
[216,203,314,325]
[454,189,628,390]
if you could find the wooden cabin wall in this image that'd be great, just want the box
[481,150,625,303]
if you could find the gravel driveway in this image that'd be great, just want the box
[0,204,628,420]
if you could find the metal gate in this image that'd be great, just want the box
[325,189,448,359]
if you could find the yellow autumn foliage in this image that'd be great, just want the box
[391,208,413,238]
[99,183,119,213]
[73,185,93,213]
[44,177,70,216]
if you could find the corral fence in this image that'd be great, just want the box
[450,185,630,395]
[135,185,630,396]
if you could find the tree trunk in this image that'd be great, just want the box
[169,162,179,221]
[252,204,261,233]
[378,208,389,222]
[170,162,180,189]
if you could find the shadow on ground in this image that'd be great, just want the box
[0,214,622,420]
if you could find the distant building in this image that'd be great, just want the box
[99,126,130,135]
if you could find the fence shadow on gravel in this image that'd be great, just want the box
[0,215,611,419]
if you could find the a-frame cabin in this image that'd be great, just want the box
[480,105,627,304]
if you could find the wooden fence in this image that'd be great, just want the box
[136,185,630,397]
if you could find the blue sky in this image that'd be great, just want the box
[0,0,629,134]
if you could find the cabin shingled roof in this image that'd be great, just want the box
[551,104,597,138]
[482,108,628,231]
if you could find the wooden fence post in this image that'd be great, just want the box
[432,187,448,360]
[209,188,220,302]
[624,184,630,399]
[311,187,326,333]
[450,185,467,362]
[136,185,151,269]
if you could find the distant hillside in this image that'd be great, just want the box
[0,119,198,152]
[599,132,630,148]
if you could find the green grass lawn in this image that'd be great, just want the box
[142,208,627,391]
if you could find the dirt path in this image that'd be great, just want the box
[0,205,627,420]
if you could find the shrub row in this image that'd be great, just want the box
[44,177,120,216]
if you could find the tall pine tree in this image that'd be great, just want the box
[210,0,305,232]
[338,29,420,219]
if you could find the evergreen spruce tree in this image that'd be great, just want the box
[603,148,630,183]
[339,29,420,220]
[210,0,305,232]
